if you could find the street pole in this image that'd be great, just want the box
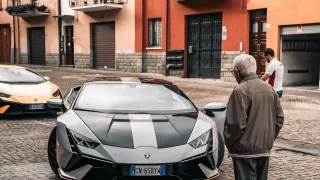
[165,0,169,76]
[12,0,16,64]
[58,0,62,66]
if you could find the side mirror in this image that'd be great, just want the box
[203,102,227,137]
[43,76,51,81]
[203,102,227,117]
[48,99,65,112]
[202,109,215,117]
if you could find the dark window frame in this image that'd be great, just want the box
[148,18,162,48]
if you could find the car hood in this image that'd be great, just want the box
[74,110,198,149]
[0,82,54,96]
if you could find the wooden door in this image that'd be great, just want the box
[92,22,115,69]
[187,13,222,79]
[0,26,11,63]
[65,26,74,65]
[250,10,267,77]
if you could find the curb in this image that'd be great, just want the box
[274,138,320,156]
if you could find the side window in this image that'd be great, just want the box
[63,86,82,109]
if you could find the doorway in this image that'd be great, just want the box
[92,22,115,69]
[187,13,222,79]
[0,24,11,64]
[28,27,46,65]
[280,25,320,87]
[65,26,74,66]
[249,9,267,77]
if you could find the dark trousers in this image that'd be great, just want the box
[232,157,269,180]
[276,90,283,98]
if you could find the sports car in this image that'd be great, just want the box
[0,65,62,115]
[47,77,227,180]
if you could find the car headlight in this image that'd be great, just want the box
[189,130,211,149]
[69,130,99,149]
[52,89,61,97]
[0,92,10,98]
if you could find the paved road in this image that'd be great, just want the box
[0,69,319,180]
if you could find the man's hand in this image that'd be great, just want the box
[261,73,271,81]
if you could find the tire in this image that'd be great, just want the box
[216,132,225,168]
[48,126,60,177]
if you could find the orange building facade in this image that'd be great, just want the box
[135,0,250,81]
[248,0,320,86]
[0,0,59,66]
[1,0,319,84]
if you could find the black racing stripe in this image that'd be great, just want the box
[104,115,134,148]
[152,112,198,148]
[74,111,134,149]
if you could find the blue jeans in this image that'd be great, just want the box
[276,90,283,98]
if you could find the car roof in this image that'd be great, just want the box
[85,76,176,86]
[0,64,25,69]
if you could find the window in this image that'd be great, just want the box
[252,22,258,33]
[262,22,267,32]
[148,18,162,48]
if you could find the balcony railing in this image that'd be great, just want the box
[69,0,127,12]
[5,0,50,17]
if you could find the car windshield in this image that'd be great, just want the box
[74,83,197,114]
[0,67,46,84]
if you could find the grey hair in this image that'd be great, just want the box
[233,54,257,76]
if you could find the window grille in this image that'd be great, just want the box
[148,18,162,47]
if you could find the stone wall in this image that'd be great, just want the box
[221,51,244,82]
[142,52,166,75]
[46,53,59,67]
[74,53,90,68]
[167,69,184,77]
[20,53,28,64]
[116,53,142,73]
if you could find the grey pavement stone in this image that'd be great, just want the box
[0,69,319,179]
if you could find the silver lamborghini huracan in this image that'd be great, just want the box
[47,77,227,180]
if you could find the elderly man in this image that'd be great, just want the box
[224,54,284,180]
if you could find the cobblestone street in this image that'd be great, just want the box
[0,68,319,180]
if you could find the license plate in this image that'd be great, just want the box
[29,104,45,110]
[130,165,165,176]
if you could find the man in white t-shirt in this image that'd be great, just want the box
[261,48,284,98]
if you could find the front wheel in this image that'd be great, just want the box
[216,132,225,168]
[48,126,60,177]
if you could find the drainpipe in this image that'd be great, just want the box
[165,0,169,76]
[58,0,62,66]
[17,16,20,64]
[12,0,16,64]
[13,16,16,64]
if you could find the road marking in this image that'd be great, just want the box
[33,121,55,127]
